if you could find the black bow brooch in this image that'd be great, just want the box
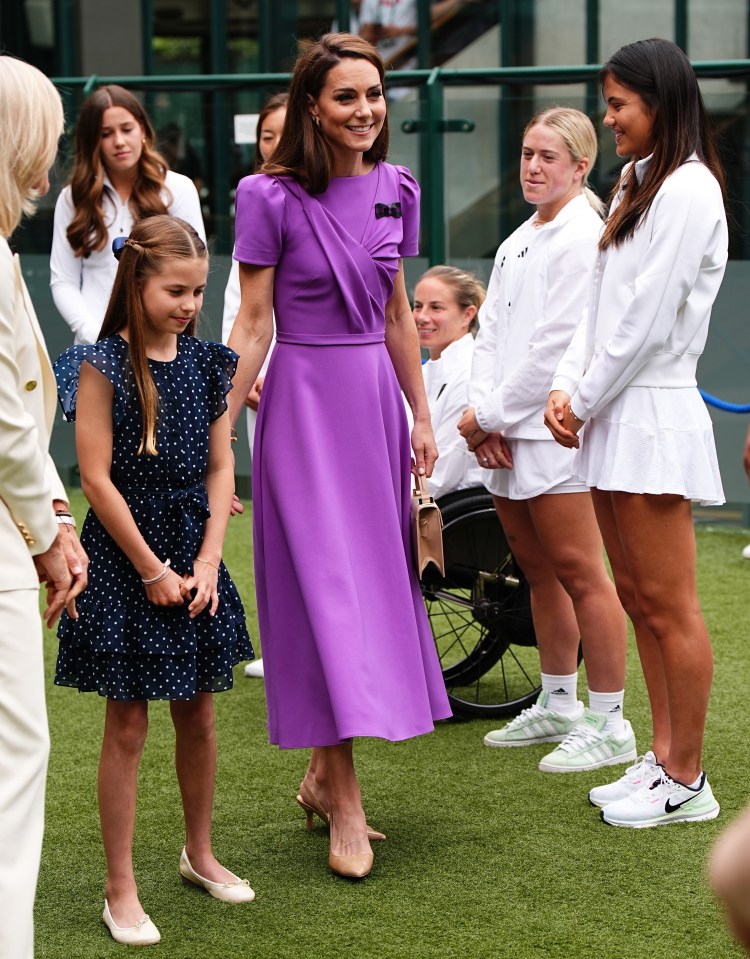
[375,202,402,219]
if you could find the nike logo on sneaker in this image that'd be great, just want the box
[664,773,706,813]
[665,795,698,813]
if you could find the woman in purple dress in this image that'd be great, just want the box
[227,33,451,880]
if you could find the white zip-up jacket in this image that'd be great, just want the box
[50,169,205,345]
[552,155,728,419]
[469,193,602,439]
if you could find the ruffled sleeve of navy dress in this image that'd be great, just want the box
[52,334,253,701]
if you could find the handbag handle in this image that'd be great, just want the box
[412,472,432,498]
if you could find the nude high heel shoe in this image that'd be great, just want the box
[296,781,386,841]
[327,812,373,880]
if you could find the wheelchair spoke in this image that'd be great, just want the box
[422,488,540,718]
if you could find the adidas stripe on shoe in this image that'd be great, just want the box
[538,709,636,773]
[483,690,582,748]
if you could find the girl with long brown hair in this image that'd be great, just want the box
[546,39,728,828]
[53,215,254,945]
[50,85,205,345]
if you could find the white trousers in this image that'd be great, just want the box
[0,589,49,959]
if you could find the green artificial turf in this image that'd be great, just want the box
[35,491,749,958]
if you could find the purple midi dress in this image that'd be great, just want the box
[234,161,452,747]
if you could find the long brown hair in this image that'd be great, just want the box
[99,215,207,455]
[599,38,726,250]
[67,85,172,258]
[255,91,289,170]
[263,33,389,194]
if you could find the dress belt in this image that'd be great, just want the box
[276,331,385,346]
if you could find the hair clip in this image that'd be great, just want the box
[375,202,402,219]
[112,236,128,260]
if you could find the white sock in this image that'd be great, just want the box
[588,689,626,733]
[541,672,580,716]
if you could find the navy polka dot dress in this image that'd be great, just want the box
[53,334,254,701]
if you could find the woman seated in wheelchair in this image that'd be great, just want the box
[413,265,486,501]
[457,107,634,788]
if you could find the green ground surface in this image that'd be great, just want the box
[36,491,749,958]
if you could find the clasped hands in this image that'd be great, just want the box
[457,408,513,470]
[543,390,583,449]
[143,559,220,619]
[458,391,584,468]
[34,507,89,628]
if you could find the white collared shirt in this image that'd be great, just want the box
[50,169,206,345]
[422,332,484,500]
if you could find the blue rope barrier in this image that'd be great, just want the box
[700,389,750,413]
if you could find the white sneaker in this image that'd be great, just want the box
[538,709,637,773]
[588,751,660,807]
[483,690,583,747]
[244,658,264,678]
[601,769,720,828]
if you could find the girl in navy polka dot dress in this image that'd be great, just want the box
[54,215,256,946]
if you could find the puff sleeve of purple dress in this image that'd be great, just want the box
[234,161,452,747]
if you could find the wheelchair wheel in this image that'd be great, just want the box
[422,488,540,719]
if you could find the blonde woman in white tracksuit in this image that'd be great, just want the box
[459,107,632,787]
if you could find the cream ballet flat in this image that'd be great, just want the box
[102,899,161,946]
[179,848,256,903]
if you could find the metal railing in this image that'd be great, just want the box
[52,59,750,261]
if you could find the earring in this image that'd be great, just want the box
[313,116,320,127]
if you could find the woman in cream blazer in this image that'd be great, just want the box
[0,56,87,959]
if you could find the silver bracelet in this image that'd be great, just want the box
[568,404,584,424]
[141,559,172,586]
[55,514,76,527]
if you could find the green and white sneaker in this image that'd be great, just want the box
[483,690,583,748]
[588,751,660,808]
[538,709,636,773]
[601,770,720,828]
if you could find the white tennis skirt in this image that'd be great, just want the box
[574,385,725,506]
[481,436,588,500]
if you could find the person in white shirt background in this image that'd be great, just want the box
[546,39,728,828]
[50,84,205,345]
[458,107,631,785]
[222,91,288,680]
[413,265,485,501]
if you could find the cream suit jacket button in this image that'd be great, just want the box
[16,522,35,546]
[25,380,37,391]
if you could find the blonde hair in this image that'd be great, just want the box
[524,107,604,217]
[99,216,207,456]
[417,265,486,332]
[0,56,64,238]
